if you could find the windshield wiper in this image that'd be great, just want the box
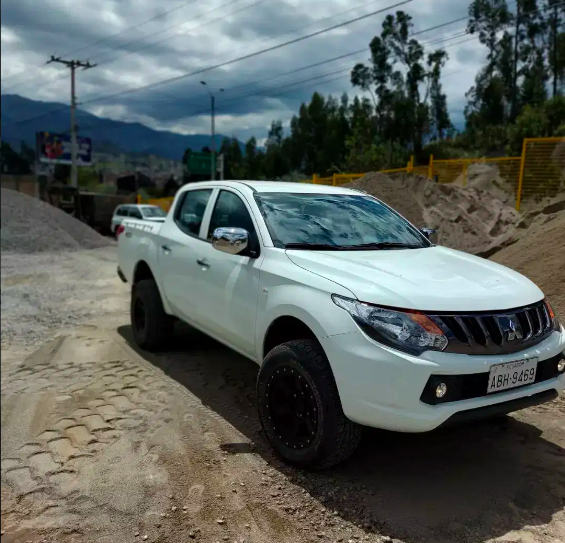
[284,242,425,251]
[284,243,347,251]
[345,242,425,250]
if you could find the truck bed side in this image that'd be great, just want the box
[117,218,165,290]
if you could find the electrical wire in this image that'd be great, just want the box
[73,0,415,108]
[0,5,494,131]
[93,0,260,67]
[3,4,487,132]
[1,0,202,90]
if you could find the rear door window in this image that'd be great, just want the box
[174,189,213,237]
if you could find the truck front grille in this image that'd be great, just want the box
[429,300,555,355]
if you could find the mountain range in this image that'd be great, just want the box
[0,94,244,161]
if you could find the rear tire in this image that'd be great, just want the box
[257,339,361,470]
[130,279,173,351]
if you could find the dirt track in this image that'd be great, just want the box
[1,247,564,543]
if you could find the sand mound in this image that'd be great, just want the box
[1,188,112,254]
[479,192,565,257]
[453,163,517,205]
[346,173,520,254]
[490,213,565,317]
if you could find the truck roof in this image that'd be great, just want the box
[179,180,362,195]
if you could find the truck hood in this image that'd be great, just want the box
[285,246,544,312]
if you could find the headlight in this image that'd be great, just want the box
[545,299,561,331]
[332,295,448,356]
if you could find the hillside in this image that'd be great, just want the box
[0,94,244,161]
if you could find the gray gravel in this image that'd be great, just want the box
[1,247,128,347]
[1,188,112,253]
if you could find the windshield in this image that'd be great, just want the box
[142,206,166,218]
[254,193,429,249]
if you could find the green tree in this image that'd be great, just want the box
[350,11,450,152]
[264,121,288,179]
[545,0,565,96]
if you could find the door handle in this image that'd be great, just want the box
[196,259,210,268]
[161,244,171,252]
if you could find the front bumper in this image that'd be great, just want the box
[320,327,565,433]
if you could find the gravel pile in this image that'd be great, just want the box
[1,188,112,253]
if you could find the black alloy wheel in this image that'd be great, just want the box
[266,366,319,450]
[257,339,362,470]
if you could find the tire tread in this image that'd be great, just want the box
[262,339,361,469]
[131,279,173,351]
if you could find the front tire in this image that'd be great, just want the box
[130,279,173,351]
[257,339,361,470]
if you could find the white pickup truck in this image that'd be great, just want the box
[117,180,565,469]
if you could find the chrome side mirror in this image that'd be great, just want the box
[420,227,437,240]
[212,227,249,255]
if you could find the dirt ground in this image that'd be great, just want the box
[2,247,564,543]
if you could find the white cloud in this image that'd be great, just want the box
[1,0,483,139]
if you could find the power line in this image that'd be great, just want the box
[89,23,472,117]
[191,0,397,69]
[64,0,202,58]
[6,5,491,131]
[93,0,258,67]
[220,68,469,138]
[1,0,202,91]
[81,4,475,111]
[74,0,415,109]
[72,0,397,107]
[6,0,471,119]
[1,0,256,100]
[2,0,396,129]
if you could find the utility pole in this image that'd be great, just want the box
[47,56,96,188]
[217,153,224,180]
[200,81,224,181]
[211,94,216,180]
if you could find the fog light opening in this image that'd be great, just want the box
[435,382,448,398]
[557,359,565,373]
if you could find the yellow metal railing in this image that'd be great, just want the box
[430,156,522,189]
[516,137,564,211]
[140,137,564,214]
[313,173,366,186]
[143,196,174,213]
[310,136,564,211]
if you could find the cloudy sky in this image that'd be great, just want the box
[1,0,485,143]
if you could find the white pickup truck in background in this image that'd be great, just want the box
[117,180,565,469]
[111,204,167,235]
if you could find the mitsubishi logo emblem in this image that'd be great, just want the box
[507,318,523,341]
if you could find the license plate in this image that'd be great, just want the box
[487,358,538,394]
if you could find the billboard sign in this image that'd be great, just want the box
[185,151,212,175]
[36,131,92,166]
